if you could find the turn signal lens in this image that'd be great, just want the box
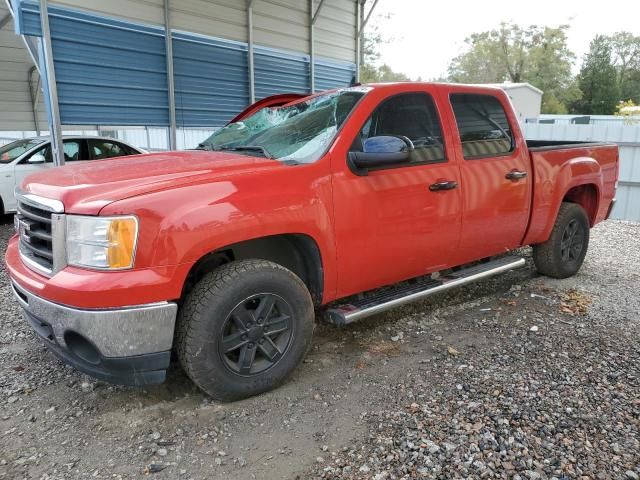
[107,218,138,268]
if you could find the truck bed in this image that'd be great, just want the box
[523,141,619,246]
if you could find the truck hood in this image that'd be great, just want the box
[21,150,284,214]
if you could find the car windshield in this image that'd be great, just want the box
[0,139,45,163]
[199,89,367,164]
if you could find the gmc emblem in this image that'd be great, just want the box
[17,218,32,243]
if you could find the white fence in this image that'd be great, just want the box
[523,122,640,222]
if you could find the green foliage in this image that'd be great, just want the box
[447,23,579,114]
[361,63,411,83]
[359,2,412,83]
[615,99,640,125]
[572,35,620,114]
[609,32,640,104]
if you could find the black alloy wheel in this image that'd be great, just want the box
[560,219,585,263]
[219,293,293,376]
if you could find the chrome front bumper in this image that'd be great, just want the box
[11,281,178,385]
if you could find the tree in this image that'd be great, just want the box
[609,32,640,103]
[447,23,579,113]
[359,2,412,83]
[572,35,620,114]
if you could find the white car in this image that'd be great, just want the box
[0,136,146,214]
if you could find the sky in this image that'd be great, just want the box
[370,0,640,80]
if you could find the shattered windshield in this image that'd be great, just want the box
[199,89,367,164]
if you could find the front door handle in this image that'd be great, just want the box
[429,180,458,191]
[505,170,528,180]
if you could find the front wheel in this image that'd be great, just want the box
[176,259,315,401]
[533,202,590,279]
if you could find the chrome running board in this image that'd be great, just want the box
[325,256,526,325]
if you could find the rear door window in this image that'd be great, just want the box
[450,94,514,159]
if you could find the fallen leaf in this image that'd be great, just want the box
[447,346,460,357]
[559,288,591,315]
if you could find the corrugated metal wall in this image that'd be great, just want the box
[254,46,310,99]
[49,0,357,63]
[314,57,355,91]
[172,32,248,127]
[11,0,357,129]
[49,7,169,126]
[0,3,46,132]
[523,123,640,222]
[313,0,356,63]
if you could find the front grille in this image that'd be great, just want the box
[15,192,65,276]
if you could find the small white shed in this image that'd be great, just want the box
[485,82,543,123]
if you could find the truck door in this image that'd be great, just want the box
[447,91,531,264]
[330,88,462,299]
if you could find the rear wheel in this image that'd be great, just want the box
[533,202,590,279]
[176,259,315,401]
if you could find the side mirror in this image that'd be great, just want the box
[28,153,46,164]
[348,135,414,175]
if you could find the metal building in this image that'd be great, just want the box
[485,82,543,123]
[2,0,375,157]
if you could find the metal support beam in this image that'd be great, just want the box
[309,0,325,93]
[164,0,177,150]
[311,0,326,25]
[357,0,378,37]
[39,0,63,166]
[355,0,361,82]
[247,0,256,103]
[0,12,11,29]
[4,0,41,72]
[28,66,41,135]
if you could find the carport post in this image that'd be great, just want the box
[39,0,64,166]
[164,0,177,151]
[355,0,378,82]
[355,0,361,82]
[247,0,256,104]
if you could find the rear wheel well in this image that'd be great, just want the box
[563,184,598,225]
[182,234,324,305]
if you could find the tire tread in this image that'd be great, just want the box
[533,202,589,279]
[175,259,313,401]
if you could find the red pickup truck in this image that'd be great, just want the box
[6,83,618,401]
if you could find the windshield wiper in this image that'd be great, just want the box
[216,145,274,159]
[197,143,212,151]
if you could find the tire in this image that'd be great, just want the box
[533,202,590,279]
[176,259,315,401]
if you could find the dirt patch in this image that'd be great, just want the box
[1,220,639,479]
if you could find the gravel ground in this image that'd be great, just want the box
[0,218,638,480]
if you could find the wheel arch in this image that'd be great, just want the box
[562,183,600,226]
[181,233,324,306]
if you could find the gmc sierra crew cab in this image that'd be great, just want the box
[6,83,618,401]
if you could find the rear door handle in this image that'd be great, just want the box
[429,180,458,191]
[505,170,528,180]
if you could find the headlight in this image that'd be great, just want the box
[66,215,138,270]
